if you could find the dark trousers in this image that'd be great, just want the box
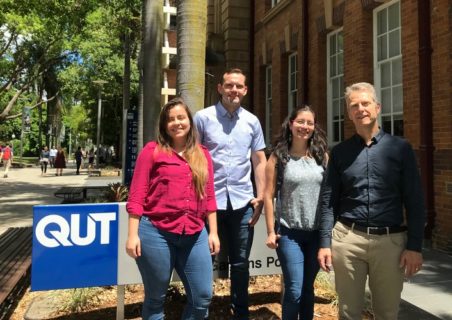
[217,198,254,320]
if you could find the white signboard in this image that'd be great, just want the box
[117,203,281,284]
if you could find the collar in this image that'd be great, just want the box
[353,128,385,146]
[215,101,240,119]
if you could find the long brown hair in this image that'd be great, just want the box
[272,105,328,168]
[157,97,208,198]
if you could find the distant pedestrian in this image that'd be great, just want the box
[88,148,95,173]
[39,146,50,176]
[1,143,13,178]
[49,146,57,168]
[81,147,88,168]
[54,147,66,176]
[75,146,83,175]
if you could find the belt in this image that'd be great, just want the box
[338,217,407,235]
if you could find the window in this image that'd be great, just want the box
[288,53,298,114]
[265,65,273,145]
[374,0,403,136]
[327,29,344,144]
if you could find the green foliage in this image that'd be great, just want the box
[63,102,90,146]
[315,271,338,306]
[104,182,129,202]
[57,287,105,313]
[1,0,142,160]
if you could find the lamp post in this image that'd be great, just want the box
[93,80,107,169]
[11,134,15,155]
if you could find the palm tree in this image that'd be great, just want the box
[176,0,207,112]
[141,0,163,144]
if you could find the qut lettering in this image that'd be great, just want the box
[36,212,116,248]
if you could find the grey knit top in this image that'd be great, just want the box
[276,156,324,230]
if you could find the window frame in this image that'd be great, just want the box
[373,0,403,136]
[288,52,298,115]
[326,28,344,146]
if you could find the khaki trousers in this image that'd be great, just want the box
[3,159,11,176]
[332,221,406,320]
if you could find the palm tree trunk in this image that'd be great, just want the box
[177,0,207,112]
[142,0,163,143]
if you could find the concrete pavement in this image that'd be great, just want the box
[400,248,452,319]
[0,162,120,235]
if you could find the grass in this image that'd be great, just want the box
[15,157,38,165]
[55,287,107,313]
[315,271,338,306]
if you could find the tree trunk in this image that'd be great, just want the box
[177,0,207,112]
[142,0,163,143]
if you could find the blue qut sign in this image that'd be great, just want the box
[32,203,119,290]
[31,203,281,292]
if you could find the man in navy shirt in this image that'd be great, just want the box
[318,82,425,319]
[195,68,266,319]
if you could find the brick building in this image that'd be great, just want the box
[206,0,452,252]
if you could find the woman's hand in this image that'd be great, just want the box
[208,233,220,255]
[126,234,141,259]
[266,231,280,249]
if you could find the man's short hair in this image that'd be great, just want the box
[221,68,247,85]
[345,82,380,106]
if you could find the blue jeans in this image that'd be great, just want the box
[136,217,213,320]
[217,200,254,319]
[276,226,320,320]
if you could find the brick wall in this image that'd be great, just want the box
[254,0,303,142]
[430,0,452,252]
[400,0,420,147]
[251,0,452,252]
[306,1,327,129]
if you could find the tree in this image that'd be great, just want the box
[0,0,144,160]
[0,0,96,122]
[141,0,163,145]
[176,0,207,112]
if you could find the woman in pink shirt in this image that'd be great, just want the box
[126,97,220,320]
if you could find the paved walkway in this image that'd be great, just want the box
[1,164,452,319]
[0,162,120,235]
[400,248,452,319]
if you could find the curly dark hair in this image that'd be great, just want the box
[272,105,328,168]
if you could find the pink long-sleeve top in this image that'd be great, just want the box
[126,141,217,235]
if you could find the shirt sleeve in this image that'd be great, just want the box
[401,142,426,252]
[318,148,341,248]
[203,147,217,212]
[251,117,266,152]
[126,142,155,216]
[194,112,205,144]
